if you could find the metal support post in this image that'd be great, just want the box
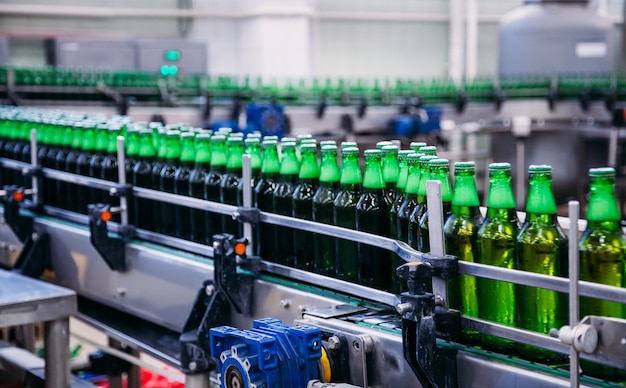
[426,180,448,308]
[608,127,619,168]
[185,373,209,388]
[241,154,253,256]
[29,129,39,205]
[568,201,580,388]
[44,318,70,388]
[116,136,128,226]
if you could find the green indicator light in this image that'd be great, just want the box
[169,65,178,75]
[160,65,179,76]
[164,50,181,61]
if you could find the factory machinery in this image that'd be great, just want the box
[0,116,623,388]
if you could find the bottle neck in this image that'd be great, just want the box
[487,176,516,210]
[526,175,557,215]
[452,174,480,207]
[362,159,385,189]
[587,179,621,222]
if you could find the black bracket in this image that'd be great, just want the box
[2,185,34,242]
[316,96,328,119]
[494,90,506,112]
[357,97,368,119]
[236,206,260,224]
[13,231,51,278]
[455,91,468,114]
[88,204,127,272]
[179,234,260,374]
[108,183,133,199]
[397,261,459,388]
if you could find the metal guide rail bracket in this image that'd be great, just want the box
[396,261,459,388]
[88,203,129,272]
[179,234,261,376]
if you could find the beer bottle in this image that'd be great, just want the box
[158,130,182,235]
[444,162,483,343]
[174,132,196,240]
[133,129,157,231]
[313,144,340,276]
[89,123,109,203]
[296,134,313,163]
[356,149,391,291]
[407,155,438,249]
[101,126,121,220]
[477,162,519,352]
[254,139,280,258]
[334,146,362,282]
[151,128,169,228]
[189,133,211,244]
[42,120,60,206]
[237,137,262,206]
[54,120,73,209]
[420,145,437,156]
[205,135,227,243]
[220,136,244,236]
[17,118,32,188]
[76,122,96,214]
[516,165,568,362]
[273,140,299,266]
[579,167,626,379]
[390,150,413,240]
[64,122,84,212]
[410,142,427,153]
[382,145,399,204]
[417,158,453,252]
[293,143,320,271]
[125,127,141,186]
[376,140,393,150]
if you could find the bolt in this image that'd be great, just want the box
[280,299,290,309]
[7,245,16,253]
[361,335,374,353]
[232,212,240,221]
[327,336,341,350]
[31,232,39,242]
[188,361,197,372]
[396,302,414,315]
[434,295,444,307]
[205,284,215,297]
[298,305,308,313]
[116,287,127,297]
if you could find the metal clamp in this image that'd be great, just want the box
[88,204,128,272]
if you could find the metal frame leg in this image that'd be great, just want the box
[44,318,70,388]
[107,338,123,388]
[185,373,209,388]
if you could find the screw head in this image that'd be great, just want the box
[189,361,197,372]
[205,284,215,297]
[327,336,341,350]
[396,302,414,315]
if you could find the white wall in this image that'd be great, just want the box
[0,0,623,78]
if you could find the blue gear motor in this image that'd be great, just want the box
[210,318,322,388]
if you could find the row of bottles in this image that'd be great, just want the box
[0,107,624,379]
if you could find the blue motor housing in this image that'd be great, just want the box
[210,318,322,388]
[245,103,284,138]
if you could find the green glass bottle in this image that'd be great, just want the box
[390,150,413,239]
[273,141,299,266]
[54,120,74,210]
[382,145,399,204]
[151,128,169,230]
[516,165,568,363]
[237,137,262,207]
[189,133,211,244]
[174,132,196,240]
[221,137,244,236]
[356,149,391,291]
[101,126,121,220]
[293,143,320,271]
[417,158,453,253]
[205,135,227,244]
[444,162,483,343]
[313,144,340,276]
[124,127,141,189]
[254,139,280,258]
[477,162,519,352]
[376,140,393,150]
[579,167,626,380]
[334,147,362,282]
[133,129,157,231]
[76,122,96,214]
[296,134,313,163]
[41,120,59,206]
[158,130,182,235]
[407,155,438,249]
[88,123,108,203]
[410,142,427,153]
[64,122,84,212]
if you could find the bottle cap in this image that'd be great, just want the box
[489,162,511,170]
[528,164,552,173]
[364,149,382,157]
[321,144,338,152]
[429,158,449,166]
[589,167,615,176]
[454,161,475,169]
[407,153,421,162]
[342,147,359,155]
[382,145,399,153]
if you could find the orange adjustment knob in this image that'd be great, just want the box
[100,210,112,222]
[234,241,247,256]
[12,191,24,202]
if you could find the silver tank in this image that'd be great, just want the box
[499,0,615,76]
